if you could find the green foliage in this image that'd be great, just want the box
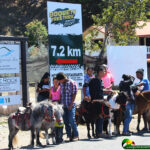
[25,20,48,46]
[92,0,148,46]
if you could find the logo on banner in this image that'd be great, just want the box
[122,138,150,149]
[49,8,79,27]
[0,47,14,57]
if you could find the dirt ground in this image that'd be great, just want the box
[0,87,145,149]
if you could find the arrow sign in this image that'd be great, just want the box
[56,58,78,65]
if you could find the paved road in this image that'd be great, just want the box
[19,133,150,150]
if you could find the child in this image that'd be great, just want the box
[49,77,63,144]
[49,77,61,104]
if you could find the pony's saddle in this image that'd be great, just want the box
[12,106,32,129]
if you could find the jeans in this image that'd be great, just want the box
[96,117,104,135]
[63,106,78,138]
[55,127,63,144]
[123,103,135,133]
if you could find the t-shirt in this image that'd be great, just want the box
[101,72,114,90]
[139,79,150,91]
[83,74,95,96]
[51,86,61,101]
[38,82,50,98]
[89,78,104,101]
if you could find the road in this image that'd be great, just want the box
[17,133,150,150]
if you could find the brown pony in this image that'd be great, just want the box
[132,89,150,131]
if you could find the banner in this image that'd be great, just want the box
[47,2,84,88]
[0,95,21,106]
[0,77,20,92]
[0,44,20,74]
[107,46,147,85]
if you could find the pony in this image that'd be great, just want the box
[8,101,55,150]
[103,92,128,135]
[40,104,64,145]
[114,82,150,133]
[78,100,110,139]
[131,86,150,131]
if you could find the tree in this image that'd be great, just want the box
[25,19,48,46]
[91,0,148,64]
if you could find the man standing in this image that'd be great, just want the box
[56,73,79,141]
[89,67,112,138]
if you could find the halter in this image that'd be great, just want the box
[101,104,110,118]
[44,107,54,122]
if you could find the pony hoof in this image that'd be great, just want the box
[88,136,91,139]
[52,139,56,145]
[36,142,44,147]
[141,128,148,132]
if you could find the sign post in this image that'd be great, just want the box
[47,1,84,88]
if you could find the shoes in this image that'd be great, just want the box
[72,136,79,141]
[122,132,132,136]
[65,137,72,142]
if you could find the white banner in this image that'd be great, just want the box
[50,65,84,88]
[0,44,20,74]
[47,2,82,35]
[0,95,21,106]
[107,46,147,85]
[0,77,20,92]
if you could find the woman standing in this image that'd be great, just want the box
[37,72,50,102]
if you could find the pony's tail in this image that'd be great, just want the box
[39,131,45,139]
[12,134,18,147]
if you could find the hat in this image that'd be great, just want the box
[136,68,144,75]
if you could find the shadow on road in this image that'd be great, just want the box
[20,144,55,149]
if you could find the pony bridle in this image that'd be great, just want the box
[44,107,55,122]
[54,110,63,123]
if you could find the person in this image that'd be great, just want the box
[83,67,94,101]
[120,74,135,136]
[56,72,79,141]
[136,68,150,92]
[37,72,50,102]
[49,77,63,144]
[136,68,150,131]
[49,77,61,104]
[101,64,114,90]
[89,67,112,138]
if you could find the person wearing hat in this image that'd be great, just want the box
[136,68,150,131]
[36,72,50,102]
[136,68,150,92]
[56,72,79,142]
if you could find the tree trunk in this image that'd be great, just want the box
[95,25,108,70]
